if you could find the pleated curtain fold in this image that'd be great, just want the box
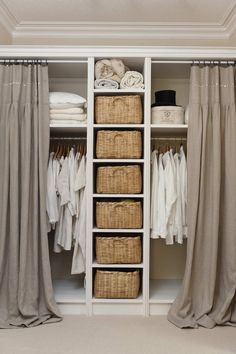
[168,64,236,328]
[0,63,61,328]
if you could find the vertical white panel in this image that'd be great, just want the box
[86,57,95,315]
[143,57,152,316]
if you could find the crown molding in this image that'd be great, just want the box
[11,21,230,40]
[0,1,17,34]
[0,0,236,41]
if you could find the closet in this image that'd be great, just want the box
[2,46,233,316]
[149,62,189,315]
[48,60,88,315]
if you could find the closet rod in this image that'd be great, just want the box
[50,137,87,140]
[152,60,235,64]
[151,137,187,141]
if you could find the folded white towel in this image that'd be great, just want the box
[50,107,84,114]
[50,113,87,121]
[95,59,129,83]
[50,103,84,109]
[50,119,87,125]
[49,92,86,106]
[120,71,145,89]
[94,79,119,89]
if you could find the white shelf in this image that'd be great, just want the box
[53,279,86,304]
[93,159,144,163]
[93,194,144,198]
[149,279,182,304]
[94,124,144,129]
[50,124,87,134]
[94,88,145,94]
[92,262,144,268]
[93,228,143,233]
[151,124,188,135]
[92,295,143,303]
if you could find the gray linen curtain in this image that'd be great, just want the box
[0,63,61,328]
[168,64,236,329]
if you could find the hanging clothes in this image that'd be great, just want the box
[150,144,187,245]
[47,142,87,274]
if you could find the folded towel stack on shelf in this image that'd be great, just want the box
[49,92,87,125]
[94,59,144,89]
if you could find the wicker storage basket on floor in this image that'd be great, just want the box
[96,236,142,264]
[96,201,142,229]
[95,95,143,124]
[96,130,142,159]
[94,270,140,298]
[96,165,142,194]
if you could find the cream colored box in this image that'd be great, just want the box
[151,105,184,124]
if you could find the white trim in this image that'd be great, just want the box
[1,46,236,59]
[11,21,229,40]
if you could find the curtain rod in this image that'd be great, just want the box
[152,60,235,64]
[0,59,88,64]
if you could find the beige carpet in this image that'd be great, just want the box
[0,316,236,354]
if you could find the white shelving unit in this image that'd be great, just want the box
[47,56,189,316]
[87,57,150,316]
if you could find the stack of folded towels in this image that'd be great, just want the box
[94,59,145,89]
[49,92,87,125]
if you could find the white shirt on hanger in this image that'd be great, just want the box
[46,152,59,225]
[163,151,177,245]
[151,150,159,238]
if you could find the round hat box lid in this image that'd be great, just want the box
[151,105,184,112]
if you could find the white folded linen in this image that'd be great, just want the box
[49,92,86,106]
[94,79,119,89]
[95,59,129,83]
[120,71,145,89]
[50,113,87,121]
[50,103,84,109]
[50,107,84,114]
[50,119,87,125]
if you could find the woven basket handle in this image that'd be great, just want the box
[113,239,125,244]
[113,133,125,141]
[110,167,129,175]
[113,203,127,210]
[111,96,128,106]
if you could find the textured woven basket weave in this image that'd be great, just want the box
[94,270,140,298]
[95,95,143,124]
[96,236,142,264]
[96,165,142,194]
[96,130,142,159]
[96,201,142,229]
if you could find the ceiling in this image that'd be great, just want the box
[0,0,236,42]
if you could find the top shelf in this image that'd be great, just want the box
[94,89,145,95]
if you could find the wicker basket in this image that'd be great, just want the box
[94,270,140,298]
[96,130,142,159]
[96,201,142,229]
[95,95,143,124]
[96,236,142,264]
[96,165,142,194]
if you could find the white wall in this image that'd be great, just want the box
[0,23,11,44]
